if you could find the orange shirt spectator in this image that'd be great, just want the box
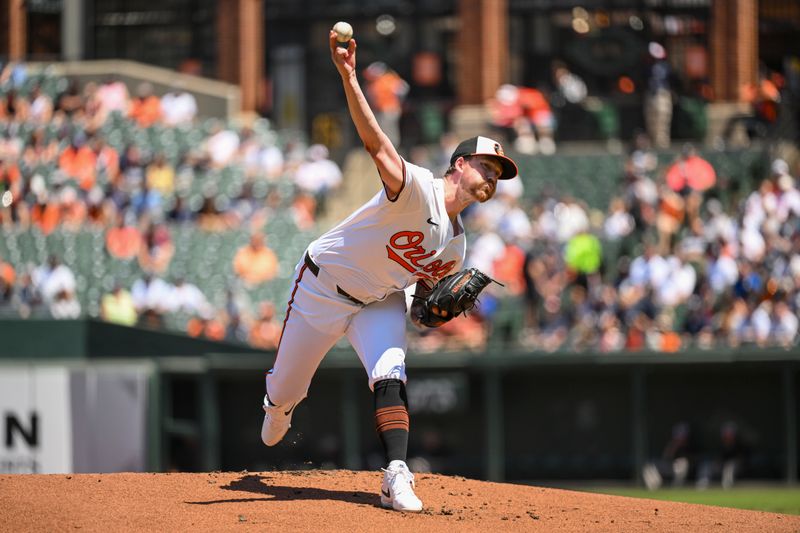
[249,302,282,350]
[92,140,120,184]
[129,82,163,127]
[106,221,143,260]
[0,160,21,186]
[58,142,97,190]
[291,192,316,231]
[0,256,15,286]
[492,243,526,296]
[233,234,279,286]
[187,316,226,341]
[30,200,60,235]
[517,86,554,129]
[364,64,408,114]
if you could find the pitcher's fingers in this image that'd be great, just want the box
[328,31,338,51]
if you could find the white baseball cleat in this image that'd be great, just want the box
[380,460,423,512]
[260,395,296,446]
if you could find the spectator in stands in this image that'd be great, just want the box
[33,255,77,305]
[106,212,143,260]
[643,42,674,149]
[166,196,195,224]
[138,222,174,274]
[772,300,798,347]
[0,254,16,315]
[488,84,556,155]
[131,273,172,328]
[21,127,58,171]
[59,186,87,231]
[55,78,84,117]
[257,136,286,181]
[170,277,211,316]
[101,282,138,326]
[186,310,225,341]
[773,159,800,223]
[249,301,282,350]
[129,82,162,127]
[160,82,198,126]
[0,269,13,316]
[49,287,81,319]
[0,88,27,121]
[130,180,162,218]
[145,153,175,196]
[233,232,278,286]
[13,272,43,318]
[95,76,131,124]
[58,133,97,191]
[86,186,117,227]
[363,62,409,146]
[290,190,317,231]
[604,197,635,241]
[28,83,53,125]
[293,143,342,214]
[204,120,240,168]
[91,136,121,185]
[196,196,227,231]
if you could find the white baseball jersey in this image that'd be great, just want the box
[308,160,466,302]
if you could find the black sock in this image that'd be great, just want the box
[373,379,409,464]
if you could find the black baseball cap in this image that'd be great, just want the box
[449,135,518,180]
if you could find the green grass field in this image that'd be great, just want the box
[586,486,800,515]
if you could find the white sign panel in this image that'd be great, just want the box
[0,366,73,474]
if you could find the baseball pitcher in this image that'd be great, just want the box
[260,29,519,512]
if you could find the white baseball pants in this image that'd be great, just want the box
[265,254,408,407]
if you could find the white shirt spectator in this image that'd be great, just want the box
[170,280,211,315]
[773,302,798,347]
[294,145,343,195]
[777,176,800,223]
[604,209,635,240]
[554,201,589,242]
[740,226,766,262]
[131,276,173,313]
[709,253,739,293]
[629,252,669,289]
[497,205,532,243]
[751,302,772,345]
[161,90,198,126]
[206,128,240,167]
[257,144,284,179]
[658,257,696,307]
[34,263,77,303]
[466,231,505,275]
[50,293,81,319]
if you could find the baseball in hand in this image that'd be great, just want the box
[333,21,353,42]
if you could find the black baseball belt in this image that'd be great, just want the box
[304,252,364,306]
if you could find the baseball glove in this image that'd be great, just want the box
[413,268,499,328]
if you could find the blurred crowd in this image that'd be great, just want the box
[1,62,797,354]
[0,63,341,348]
[407,133,800,354]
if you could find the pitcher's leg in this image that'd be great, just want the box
[345,291,408,389]
[345,292,422,512]
[261,263,345,446]
[266,308,341,407]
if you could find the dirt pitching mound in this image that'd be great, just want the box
[2,471,798,532]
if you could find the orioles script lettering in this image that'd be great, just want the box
[386,231,456,281]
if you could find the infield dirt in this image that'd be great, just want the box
[2,470,798,532]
